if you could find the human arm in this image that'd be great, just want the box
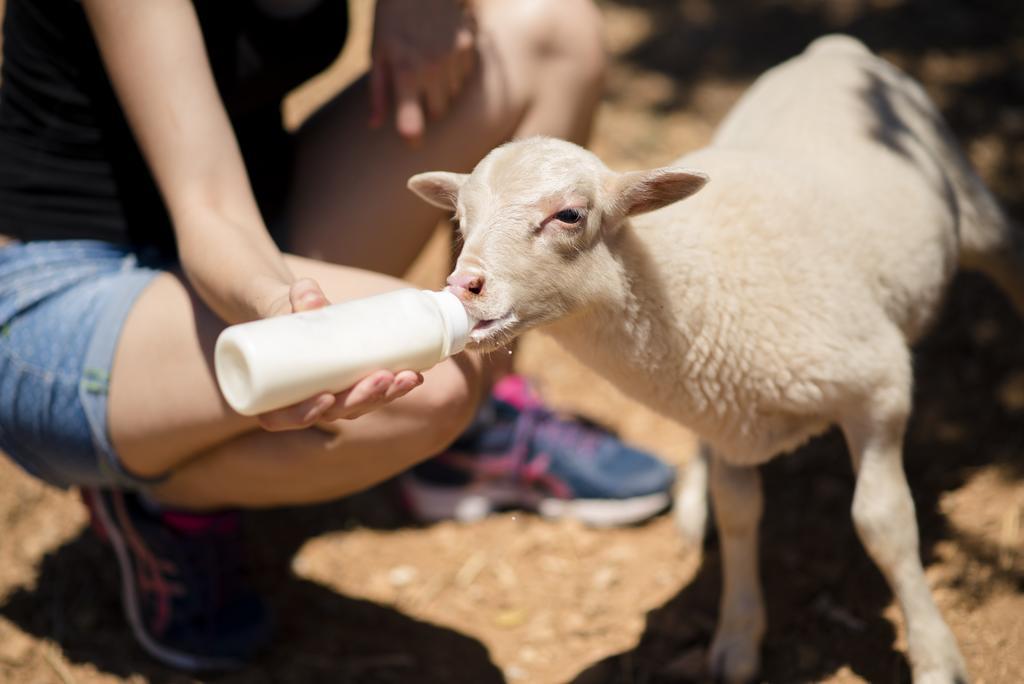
[82,0,291,324]
[81,0,422,428]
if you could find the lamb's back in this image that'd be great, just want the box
[577,36,965,460]
[663,35,960,344]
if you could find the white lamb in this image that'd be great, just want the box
[407,35,1022,684]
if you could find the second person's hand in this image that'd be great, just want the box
[369,0,477,145]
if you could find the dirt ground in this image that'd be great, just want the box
[1,1,1023,683]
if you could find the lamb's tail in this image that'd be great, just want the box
[907,63,1024,314]
[916,62,1024,314]
[835,31,1024,316]
[952,159,1024,316]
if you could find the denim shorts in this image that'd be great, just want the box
[0,240,169,490]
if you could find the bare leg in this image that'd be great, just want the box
[842,404,968,684]
[151,350,484,509]
[286,0,606,273]
[707,453,766,684]
[108,256,485,509]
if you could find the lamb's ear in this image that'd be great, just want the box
[606,168,709,224]
[407,171,469,211]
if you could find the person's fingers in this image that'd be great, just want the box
[320,370,394,421]
[321,369,424,421]
[369,54,389,129]
[255,368,416,429]
[452,47,474,96]
[446,55,463,99]
[258,393,335,432]
[422,62,450,120]
[393,67,425,144]
[455,24,475,57]
[289,278,329,313]
[384,370,424,401]
[455,25,476,84]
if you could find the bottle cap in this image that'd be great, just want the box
[424,289,476,356]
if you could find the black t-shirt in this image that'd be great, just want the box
[0,0,348,260]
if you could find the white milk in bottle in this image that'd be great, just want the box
[215,288,474,416]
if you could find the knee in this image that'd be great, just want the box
[534,0,607,89]
[486,0,608,101]
[851,475,915,541]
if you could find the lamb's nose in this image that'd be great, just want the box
[446,272,485,299]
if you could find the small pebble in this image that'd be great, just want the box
[495,607,529,629]
[504,664,528,680]
[388,565,419,587]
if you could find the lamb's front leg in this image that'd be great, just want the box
[708,453,765,684]
[842,411,968,684]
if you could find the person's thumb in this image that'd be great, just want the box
[289,278,330,313]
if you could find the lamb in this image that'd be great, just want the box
[407,35,1023,684]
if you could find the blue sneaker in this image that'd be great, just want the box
[81,488,272,671]
[401,376,675,527]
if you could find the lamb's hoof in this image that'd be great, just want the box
[911,654,969,684]
[708,632,760,684]
[912,669,969,684]
[909,621,969,684]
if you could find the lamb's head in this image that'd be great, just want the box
[407,137,708,351]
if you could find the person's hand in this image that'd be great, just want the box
[369,0,476,144]
[255,278,424,432]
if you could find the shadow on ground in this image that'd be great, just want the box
[0,487,503,684]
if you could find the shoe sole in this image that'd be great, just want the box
[400,477,671,528]
[84,489,244,673]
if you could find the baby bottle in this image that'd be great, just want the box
[214,288,474,416]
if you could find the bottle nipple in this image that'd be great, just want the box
[424,289,476,355]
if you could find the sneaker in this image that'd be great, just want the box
[400,376,675,527]
[80,487,272,671]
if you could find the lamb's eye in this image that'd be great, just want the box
[555,208,584,224]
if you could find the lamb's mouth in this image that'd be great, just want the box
[468,311,517,348]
